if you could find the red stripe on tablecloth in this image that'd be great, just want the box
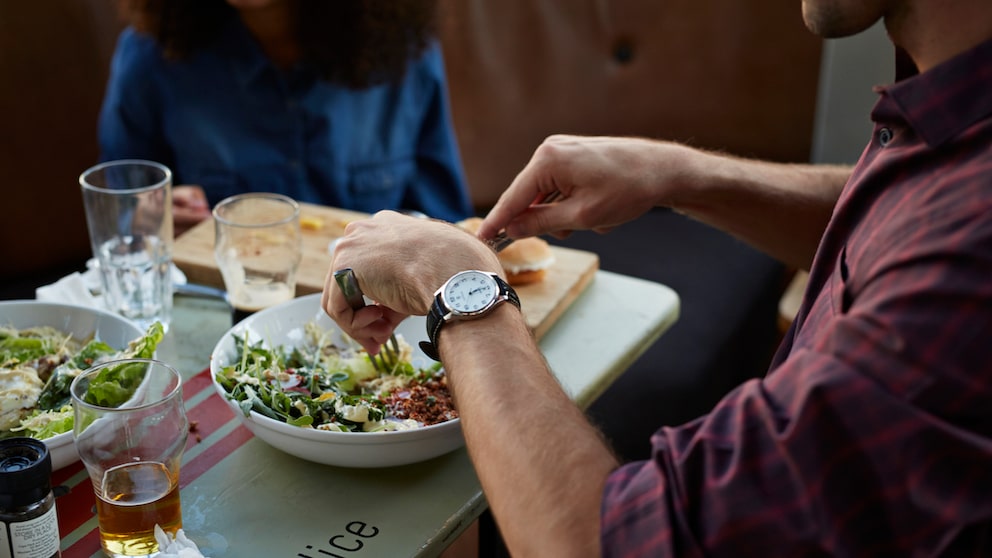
[179,422,253,488]
[60,369,254,556]
[182,367,216,398]
[185,392,238,447]
[52,460,85,486]
[55,471,97,540]
[63,529,103,558]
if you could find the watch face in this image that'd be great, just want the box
[442,270,498,314]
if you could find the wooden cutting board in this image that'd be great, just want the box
[172,203,599,339]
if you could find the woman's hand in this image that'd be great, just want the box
[172,185,211,237]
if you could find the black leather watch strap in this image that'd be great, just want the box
[419,274,520,362]
[419,296,447,361]
[502,276,521,309]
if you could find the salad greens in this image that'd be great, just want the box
[80,325,164,408]
[40,321,163,410]
[0,327,74,366]
[13,405,73,440]
[2,322,165,440]
[215,322,450,433]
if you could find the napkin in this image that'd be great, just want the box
[35,272,102,307]
[35,259,187,309]
[155,526,209,558]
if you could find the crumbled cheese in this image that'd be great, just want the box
[365,374,408,394]
[334,399,370,423]
[232,373,260,386]
[384,419,420,431]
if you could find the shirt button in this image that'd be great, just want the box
[878,127,894,146]
[612,38,635,64]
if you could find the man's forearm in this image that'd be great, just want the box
[668,148,852,270]
[440,305,619,557]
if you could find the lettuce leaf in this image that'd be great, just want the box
[83,359,150,407]
[0,337,53,366]
[122,322,165,360]
[37,322,165,411]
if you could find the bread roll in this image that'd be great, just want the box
[497,236,555,284]
[457,218,554,285]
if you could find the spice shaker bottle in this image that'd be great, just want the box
[0,437,61,558]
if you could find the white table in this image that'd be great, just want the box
[59,270,679,557]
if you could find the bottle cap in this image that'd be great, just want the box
[0,437,53,510]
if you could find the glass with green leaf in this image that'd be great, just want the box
[71,358,187,557]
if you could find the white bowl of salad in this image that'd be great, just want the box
[210,293,464,468]
[0,300,165,470]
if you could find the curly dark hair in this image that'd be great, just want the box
[118,0,438,88]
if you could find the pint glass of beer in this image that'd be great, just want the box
[71,359,188,557]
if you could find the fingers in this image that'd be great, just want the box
[173,211,209,236]
[479,136,578,241]
[320,275,391,354]
[172,185,210,237]
[173,185,209,212]
[355,307,407,354]
[349,308,391,355]
[342,307,405,355]
[478,149,555,240]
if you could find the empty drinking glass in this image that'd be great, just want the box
[80,160,173,332]
[213,193,302,323]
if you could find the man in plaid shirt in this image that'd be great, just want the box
[324,0,992,555]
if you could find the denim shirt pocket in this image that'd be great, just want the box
[348,158,415,213]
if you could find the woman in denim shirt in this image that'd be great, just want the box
[99,0,473,235]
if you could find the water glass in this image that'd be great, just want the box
[213,193,302,322]
[80,160,174,332]
[71,359,188,557]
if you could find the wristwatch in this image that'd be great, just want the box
[419,270,521,361]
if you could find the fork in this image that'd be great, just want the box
[489,190,563,252]
[333,268,401,372]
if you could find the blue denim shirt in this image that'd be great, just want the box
[98,21,472,222]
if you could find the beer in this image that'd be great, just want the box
[95,461,182,556]
[228,280,294,324]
